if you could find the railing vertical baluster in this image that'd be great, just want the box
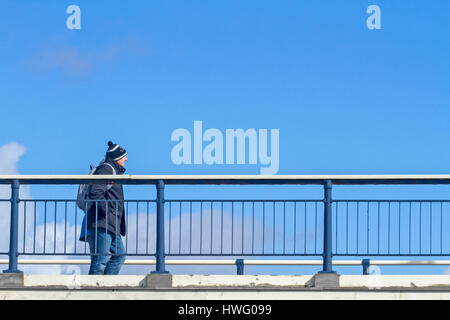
[293,202,297,254]
[136,202,139,254]
[419,202,422,255]
[200,201,203,254]
[126,201,129,252]
[75,203,78,254]
[320,180,334,274]
[409,202,411,255]
[33,201,36,254]
[441,202,443,255]
[263,202,265,254]
[231,202,234,254]
[357,201,359,255]
[190,201,193,255]
[335,202,338,255]
[95,201,98,255]
[367,202,370,255]
[315,201,317,254]
[146,201,149,255]
[168,201,171,254]
[378,202,380,255]
[64,201,67,255]
[44,201,47,253]
[388,202,391,255]
[283,202,286,255]
[430,203,432,255]
[180,202,182,255]
[115,201,118,256]
[304,202,307,254]
[23,200,27,254]
[272,201,275,254]
[153,180,168,274]
[220,201,223,255]
[105,201,108,257]
[346,202,349,255]
[252,201,255,255]
[84,204,88,254]
[241,202,244,255]
[4,180,21,273]
[398,202,401,255]
[54,201,57,254]
[117,201,120,259]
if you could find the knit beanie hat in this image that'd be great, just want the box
[106,141,127,161]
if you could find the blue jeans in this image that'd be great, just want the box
[88,229,126,275]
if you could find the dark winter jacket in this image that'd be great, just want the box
[86,157,126,236]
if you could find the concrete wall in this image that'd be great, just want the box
[2,274,450,299]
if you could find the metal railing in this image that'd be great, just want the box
[1,175,450,274]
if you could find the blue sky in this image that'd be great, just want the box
[1,1,450,274]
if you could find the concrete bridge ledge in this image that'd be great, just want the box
[2,274,450,291]
[3,274,450,299]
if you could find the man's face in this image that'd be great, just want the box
[117,156,127,167]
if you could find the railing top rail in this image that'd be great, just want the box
[0,174,450,185]
[2,259,450,266]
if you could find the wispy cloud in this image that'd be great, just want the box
[26,37,150,77]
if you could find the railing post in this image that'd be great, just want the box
[362,259,371,275]
[236,259,244,275]
[320,180,335,274]
[152,180,169,274]
[4,180,22,274]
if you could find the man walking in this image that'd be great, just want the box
[87,141,127,275]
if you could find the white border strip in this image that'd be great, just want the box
[1,174,450,180]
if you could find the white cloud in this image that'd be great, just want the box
[0,142,26,175]
[0,142,29,255]
[0,142,71,274]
